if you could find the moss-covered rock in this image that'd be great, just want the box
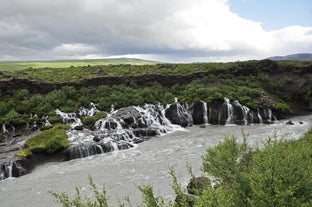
[17,124,70,157]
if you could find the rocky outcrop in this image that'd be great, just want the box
[0,153,65,180]
[208,100,228,125]
[191,101,208,125]
[165,102,193,127]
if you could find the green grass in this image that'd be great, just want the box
[0,61,238,83]
[0,58,158,71]
[16,124,70,157]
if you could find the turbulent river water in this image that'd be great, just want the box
[0,115,311,207]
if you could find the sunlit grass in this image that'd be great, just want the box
[0,58,158,71]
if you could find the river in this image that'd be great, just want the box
[0,115,311,207]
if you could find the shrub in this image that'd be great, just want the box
[49,175,109,207]
[275,102,291,112]
[81,112,107,129]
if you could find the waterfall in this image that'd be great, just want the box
[111,142,119,151]
[233,100,250,125]
[42,115,53,127]
[55,109,82,128]
[96,145,104,154]
[7,161,13,178]
[263,108,277,123]
[174,97,178,103]
[224,97,234,125]
[110,104,115,114]
[64,103,185,161]
[2,124,8,134]
[257,108,263,124]
[79,102,99,116]
[202,101,209,124]
[0,161,14,180]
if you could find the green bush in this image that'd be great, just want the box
[50,176,109,207]
[81,112,107,129]
[276,102,291,112]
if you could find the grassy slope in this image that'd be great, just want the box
[0,58,157,71]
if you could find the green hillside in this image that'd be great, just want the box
[0,58,157,71]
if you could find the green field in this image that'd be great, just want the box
[0,58,158,71]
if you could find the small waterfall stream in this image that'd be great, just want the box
[224,97,234,125]
[55,109,83,128]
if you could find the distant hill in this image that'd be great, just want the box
[0,58,158,71]
[268,53,312,61]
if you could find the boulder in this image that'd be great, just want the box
[286,120,295,125]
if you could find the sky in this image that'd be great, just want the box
[0,0,311,62]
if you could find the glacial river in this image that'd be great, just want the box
[0,115,311,207]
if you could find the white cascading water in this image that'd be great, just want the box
[201,101,209,124]
[233,100,251,125]
[263,108,277,122]
[79,102,99,116]
[42,115,53,127]
[224,97,234,125]
[55,109,82,128]
[0,161,13,180]
[64,103,183,160]
[1,124,7,136]
[257,108,264,124]
[7,161,13,178]
[136,104,182,134]
[2,124,8,134]
[110,104,115,113]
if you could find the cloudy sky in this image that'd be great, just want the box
[0,0,311,62]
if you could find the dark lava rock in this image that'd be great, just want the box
[191,101,208,125]
[286,120,295,125]
[113,106,142,127]
[208,100,227,125]
[74,125,84,130]
[187,176,211,195]
[133,128,159,137]
[93,135,101,142]
[165,102,193,127]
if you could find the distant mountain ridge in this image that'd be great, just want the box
[268,53,312,61]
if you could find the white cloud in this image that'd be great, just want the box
[52,43,97,55]
[0,0,311,61]
[268,26,312,56]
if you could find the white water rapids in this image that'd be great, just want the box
[0,115,311,207]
